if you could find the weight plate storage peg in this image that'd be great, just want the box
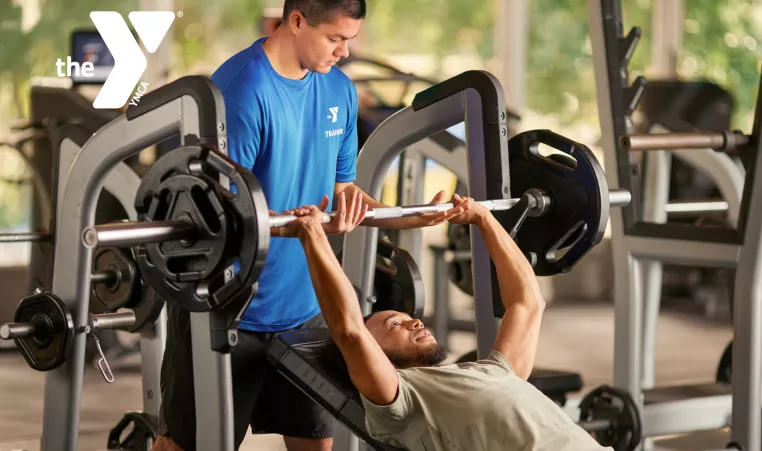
[7,292,74,371]
[124,286,166,334]
[578,385,642,451]
[134,146,270,312]
[91,247,143,311]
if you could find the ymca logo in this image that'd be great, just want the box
[327,107,339,123]
[91,12,175,109]
[57,11,175,109]
[324,106,343,137]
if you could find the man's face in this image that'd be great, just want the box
[365,310,447,368]
[293,13,362,74]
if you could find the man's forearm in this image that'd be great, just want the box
[298,223,365,334]
[476,215,544,309]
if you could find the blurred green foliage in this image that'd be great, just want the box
[0,0,761,230]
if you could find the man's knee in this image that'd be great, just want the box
[284,436,333,451]
[151,435,185,451]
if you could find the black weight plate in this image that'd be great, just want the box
[446,223,474,296]
[107,411,158,450]
[218,155,270,308]
[579,385,642,451]
[144,174,228,282]
[716,340,733,383]
[14,292,74,371]
[135,146,269,312]
[92,248,142,311]
[506,130,609,276]
[126,287,165,333]
[372,240,425,319]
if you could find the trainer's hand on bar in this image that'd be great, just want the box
[413,190,465,227]
[319,191,368,235]
[447,193,490,226]
[280,206,326,238]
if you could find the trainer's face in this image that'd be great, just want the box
[365,311,447,368]
[292,12,362,73]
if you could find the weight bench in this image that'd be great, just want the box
[267,328,584,450]
[267,328,405,451]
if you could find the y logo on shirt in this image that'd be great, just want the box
[325,106,344,138]
[328,107,339,123]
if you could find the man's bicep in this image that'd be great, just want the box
[336,90,358,183]
[224,97,261,170]
[336,330,400,407]
[492,300,543,380]
[361,372,415,437]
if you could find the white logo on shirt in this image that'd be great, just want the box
[325,128,344,137]
[327,106,339,123]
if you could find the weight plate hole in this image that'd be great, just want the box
[532,143,579,171]
[167,255,209,274]
[118,422,136,447]
[154,189,173,221]
[191,186,222,233]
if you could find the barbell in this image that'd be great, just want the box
[0,291,136,374]
[81,188,631,249]
[1,130,627,316]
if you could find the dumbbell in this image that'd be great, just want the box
[0,291,136,376]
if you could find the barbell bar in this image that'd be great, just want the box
[620,130,749,152]
[0,311,135,340]
[0,232,52,243]
[82,189,632,249]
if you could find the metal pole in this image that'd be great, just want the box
[90,311,136,331]
[0,232,51,242]
[82,220,196,248]
[621,132,749,152]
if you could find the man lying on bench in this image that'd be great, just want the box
[281,194,610,451]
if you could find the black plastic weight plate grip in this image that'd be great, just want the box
[144,173,228,282]
[134,147,269,312]
[13,292,74,371]
[506,130,610,276]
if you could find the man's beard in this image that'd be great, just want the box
[385,343,448,368]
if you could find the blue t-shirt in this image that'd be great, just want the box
[211,37,358,332]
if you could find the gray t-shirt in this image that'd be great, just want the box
[361,350,610,451]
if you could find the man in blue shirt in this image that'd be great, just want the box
[153,1,462,451]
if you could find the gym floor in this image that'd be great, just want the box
[0,299,733,451]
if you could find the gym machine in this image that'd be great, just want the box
[0,76,227,451]
[0,70,635,450]
[588,0,762,449]
[267,71,638,451]
[0,74,168,447]
[0,117,167,449]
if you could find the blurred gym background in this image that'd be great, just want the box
[0,0,761,449]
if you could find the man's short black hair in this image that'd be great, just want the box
[282,0,366,26]
[363,311,379,324]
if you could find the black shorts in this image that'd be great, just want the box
[157,305,333,451]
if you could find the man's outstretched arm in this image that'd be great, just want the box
[288,210,400,406]
[449,195,546,380]
[335,181,462,230]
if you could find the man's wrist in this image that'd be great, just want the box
[475,213,495,230]
[297,221,326,242]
